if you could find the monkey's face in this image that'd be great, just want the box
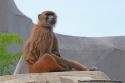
[38,11,57,28]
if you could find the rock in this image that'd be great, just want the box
[0,71,110,83]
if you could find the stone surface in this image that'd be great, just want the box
[0,0,125,82]
[0,0,33,40]
[60,76,94,83]
[0,71,110,83]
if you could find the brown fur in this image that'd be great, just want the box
[23,24,60,63]
[28,53,62,73]
[23,11,89,73]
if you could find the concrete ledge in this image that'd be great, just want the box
[0,71,110,83]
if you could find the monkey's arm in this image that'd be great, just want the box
[23,37,36,65]
[52,34,60,57]
[23,26,36,54]
[23,38,30,56]
[23,26,39,64]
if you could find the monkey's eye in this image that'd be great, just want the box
[47,15,56,20]
[45,12,54,16]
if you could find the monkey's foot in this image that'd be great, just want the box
[88,67,99,71]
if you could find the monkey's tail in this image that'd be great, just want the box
[67,59,88,71]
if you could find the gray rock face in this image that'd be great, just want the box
[0,0,125,81]
[57,35,125,81]
[0,0,33,40]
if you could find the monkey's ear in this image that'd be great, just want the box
[38,14,41,20]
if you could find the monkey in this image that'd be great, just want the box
[23,11,60,64]
[23,11,92,73]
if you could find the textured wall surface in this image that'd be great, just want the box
[57,35,125,81]
[0,0,125,81]
[0,0,33,40]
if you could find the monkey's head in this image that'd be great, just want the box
[38,11,57,28]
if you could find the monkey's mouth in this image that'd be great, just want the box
[50,19,56,25]
[46,20,56,27]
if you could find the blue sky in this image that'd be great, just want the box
[14,0,125,37]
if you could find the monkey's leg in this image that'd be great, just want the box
[28,53,63,73]
[51,54,88,71]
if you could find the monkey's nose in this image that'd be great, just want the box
[48,16,54,19]
[51,19,56,24]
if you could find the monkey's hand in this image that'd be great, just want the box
[25,54,36,65]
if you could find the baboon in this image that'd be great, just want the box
[23,11,89,73]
